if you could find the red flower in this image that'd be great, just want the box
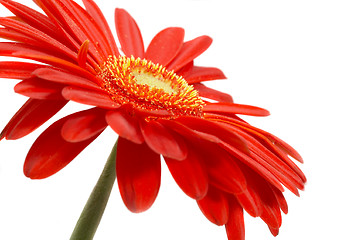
[0,0,306,239]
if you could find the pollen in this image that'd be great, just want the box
[98,56,205,117]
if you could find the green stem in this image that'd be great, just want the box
[70,141,118,240]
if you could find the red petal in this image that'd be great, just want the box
[205,144,247,194]
[105,109,144,144]
[62,86,120,109]
[116,137,161,213]
[1,99,67,140]
[167,35,212,72]
[235,189,262,217]
[162,119,247,193]
[0,17,77,61]
[14,78,64,100]
[176,116,249,156]
[145,27,184,66]
[204,102,270,117]
[0,27,40,47]
[207,113,306,182]
[193,83,234,103]
[164,147,208,200]
[61,108,107,142]
[77,40,89,68]
[271,134,304,163]
[236,128,304,194]
[165,117,285,192]
[0,61,42,79]
[269,226,279,236]
[58,0,111,58]
[33,67,100,90]
[115,9,144,58]
[24,117,100,179]
[140,120,187,160]
[271,186,288,214]
[0,0,62,42]
[242,167,283,229]
[176,61,194,77]
[197,187,229,226]
[219,120,304,192]
[260,187,283,230]
[216,139,286,193]
[82,0,119,55]
[225,198,245,240]
[185,66,227,84]
[261,204,282,229]
[233,116,304,164]
[0,42,97,77]
[34,0,103,63]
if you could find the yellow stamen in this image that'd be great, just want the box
[98,56,205,117]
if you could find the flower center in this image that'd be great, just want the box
[98,56,204,117]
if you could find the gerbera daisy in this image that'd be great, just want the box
[0,0,306,239]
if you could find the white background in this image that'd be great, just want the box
[0,0,360,239]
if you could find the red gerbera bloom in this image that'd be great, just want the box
[0,0,306,239]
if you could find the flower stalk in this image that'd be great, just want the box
[70,141,118,240]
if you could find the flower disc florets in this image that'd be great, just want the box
[99,56,205,117]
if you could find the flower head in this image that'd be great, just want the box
[99,55,204,117]
[0,0,306,239]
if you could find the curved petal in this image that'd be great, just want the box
[193,83,233,103]
[145,27,184,66]
[58,0,112,58]
[271,186,288,214]
[258,187,282,230]
[33,0,103,63]
[61,107,107,142]
[161,119,247,194]
[211,117,305,194]
[24,117,101,179]
[236,127,304,192]
[0,42,97,77]
[14,78,64,100]
[1,98,67,140]
[241,165,283,229]
[82,0,119,55]
[235,188,262,218]
[270,134,304,163]
[269,226,279,237]
[197,187,229,226]
[115,8,144,58]
[140,120,187,160]
[0,17,77,61]
[205,113,306,183]
[105,109,144,144]
[116,137,161,213]
[0,27,59,50]
[164,147,208,200]
[33,67,101,90]
[204,144,247,194]
[223,114,304,164]
[261,204,282,230]
[184,66,227,84]
[0,0,61,41]
[62,86,120,109]
[167,35,212,72]
[203,102,270,117]
[0,61,43,80]
[225,198,245,240]
[176,60,194,77]
[168,117,286,193]
[77,40,89,68]
[175,116,249,155]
